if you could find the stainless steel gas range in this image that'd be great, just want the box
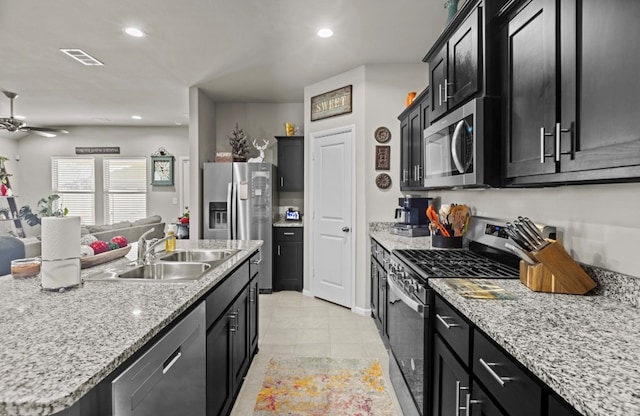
[386,217,555,416]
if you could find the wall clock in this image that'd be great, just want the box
[151,155,175,186]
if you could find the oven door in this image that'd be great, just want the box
[387,275,428,416]
[423,99,478,189]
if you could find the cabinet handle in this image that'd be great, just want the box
[277,245,281,256]
[280,177,284,187]
[436,313,460,329]
[439,84,443,106]
[555,122,573,162]
[228,311,238,334]
[413,165,418,181]
[249,287,255,303]
[455,381,469,416]
[444,78,449,103]
[464,394,482,416]
[539,127,554,163]
[478,358,513,387]
[417,165,423,181]
[283,232,295,236]
[403,169,408,183]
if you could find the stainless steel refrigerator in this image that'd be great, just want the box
[203,162,278,292]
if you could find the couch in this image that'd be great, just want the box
[22,215,165,258]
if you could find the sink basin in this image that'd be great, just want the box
[158,249,240,267]
[86,262,211,282]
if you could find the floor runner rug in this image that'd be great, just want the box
[253,356,396,416]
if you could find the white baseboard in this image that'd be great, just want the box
[352,306,371,316]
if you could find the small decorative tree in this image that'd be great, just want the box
[228,123,250,161]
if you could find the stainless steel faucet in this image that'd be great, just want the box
[136,228,172,264]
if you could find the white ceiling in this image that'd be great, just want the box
[0,0,445,137]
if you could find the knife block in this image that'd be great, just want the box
[522,240,597,295]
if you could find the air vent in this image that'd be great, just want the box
[59,49,104,66]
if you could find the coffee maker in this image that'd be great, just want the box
[393,195,432,237]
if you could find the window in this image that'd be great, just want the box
[51,157,96,225]
[104,158,147,224]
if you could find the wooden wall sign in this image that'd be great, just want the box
[375,145,390,170]
[75,147,120,154]
[311,85,352,121]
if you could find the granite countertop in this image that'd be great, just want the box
[273,219,303,227]
[369,230,432,250]
[0,239,262,416]
[430,279,640,416]
[369,222,640,416]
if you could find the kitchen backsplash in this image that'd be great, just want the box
[369,222,640,308]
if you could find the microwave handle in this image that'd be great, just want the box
[451,119,467,174]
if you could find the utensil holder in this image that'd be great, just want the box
[524,240,596,295]
[432,235,463,249]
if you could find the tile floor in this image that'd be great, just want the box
[230,291,403,415]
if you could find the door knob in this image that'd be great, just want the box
[342,226,350,232]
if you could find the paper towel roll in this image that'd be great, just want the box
[41,216,81,261]
[41,258,81,290]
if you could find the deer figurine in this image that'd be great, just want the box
[248,139,270,163]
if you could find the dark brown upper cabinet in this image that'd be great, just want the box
[501,0,640,186]
[426,5,481,122]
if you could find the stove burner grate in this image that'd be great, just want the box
[395,249,519,279]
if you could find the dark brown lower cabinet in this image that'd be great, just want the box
[432,335,471,416]
[273,227,303,292]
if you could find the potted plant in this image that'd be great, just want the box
[18,194,68,226]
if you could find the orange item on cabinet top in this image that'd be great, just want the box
[406,91,417,107]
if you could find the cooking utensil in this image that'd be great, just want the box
[427,205,450,237]
[450,204,470,236]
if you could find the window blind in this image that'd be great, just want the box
[51,157,95,225]
[103,158,147,224]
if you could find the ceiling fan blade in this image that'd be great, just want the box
[19,126,69,137]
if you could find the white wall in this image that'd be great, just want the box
[215,103,304,164]
[14,126,188,226]
[304,66,367,309]
[364,64,428,220]
[189,87,217,238]
[302,64,428,312]
[429,184,640,278]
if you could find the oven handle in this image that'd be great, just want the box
[387,275,425,318]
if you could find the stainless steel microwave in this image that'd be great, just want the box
[422,97,500,189]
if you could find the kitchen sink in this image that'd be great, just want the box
[85,261,211,282]
[157,249,240,267]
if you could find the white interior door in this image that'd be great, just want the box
[311,127,354,308]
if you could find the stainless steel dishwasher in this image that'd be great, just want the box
[112,303,206,416]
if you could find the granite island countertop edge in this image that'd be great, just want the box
[0,239,263,416]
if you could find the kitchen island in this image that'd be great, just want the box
[0,239,262,416]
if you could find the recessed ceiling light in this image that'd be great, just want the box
[124,27,146,38]
[60,49,104,66]
[131,115,142,120]
[317,28,333,38]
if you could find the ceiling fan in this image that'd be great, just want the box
[0,91,69,137]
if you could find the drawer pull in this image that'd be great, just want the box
[283,232,295,236]
[478,358,512,387]
[436,313,460,329]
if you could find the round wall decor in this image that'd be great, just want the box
[375,173,392,189]
[374,126,391,143]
